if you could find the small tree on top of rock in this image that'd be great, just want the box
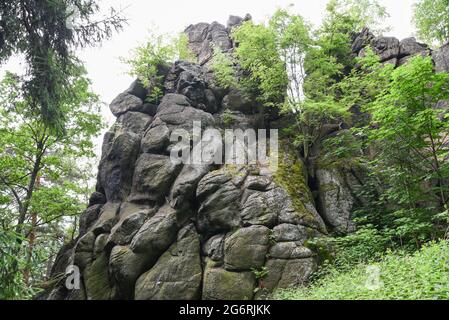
[122,32,196,103]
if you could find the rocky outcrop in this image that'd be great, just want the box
[46,17,449,301]
[46,15,328,300]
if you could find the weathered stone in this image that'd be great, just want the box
[263,258,316,292]
[125,79,148,101]
[74,232,95,271]
[197,169,232,199]
[130,204,179,255]
[158,104,215,131]
[316,168,356,234]
[202,266,255,300]
[204,88,218,113]
[360,36,400,62]
[272,224,308,243]
[269,242,313,259]
[243,176,273,191]
[88,192,106,207]
[109,92,144,117]
[141,119,170,154]
[47,14,354,300]
[351,27,375,54]
[266,187,326,232]
[109,245,153,299]
[117,111,153,135]
[108,209,150,246]
[98,130,140,202]
[224,226,270,271]
[79,204,102,236]
[432,43,449,73]
[203,234,226,262]
[222,90,253,114]
[398,49,430,66]
[91,202,120,235]
[135,225,202,300]
[125,64,170,104]
[185,21,232,65]
[169,164,211,209]
[66,281,87,300]
[241,191,277,227]
[399,37,428,58]
[197,179,241,235]
[84,253,117,300]
[93,234,109,257]
[157,93,191,113]
[129,154,182,203]
[227,15,243,29]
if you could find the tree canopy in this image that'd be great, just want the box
[413,0,449,46]
[0,65,104,299]
[0,0,125,132]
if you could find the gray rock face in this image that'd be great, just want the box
[433,43,449,73]
[351,27,375,54]
[360,36,400,62]
[134,225,202,300]
[47,15,330,301]
[315,168,356,234]
[98,130,140,202]
[109,93,144,117]
[224,226,270,271]
[202,264,255,300]
[399,37,428,58]
[129,154,182,203]
[222,90,254,114]
[185,20,234,65]
[117,112,153,135]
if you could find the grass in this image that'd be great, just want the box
[274,240,449,300]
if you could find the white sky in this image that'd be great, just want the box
[1,0,419,152]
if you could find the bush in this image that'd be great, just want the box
[274,240,449,300]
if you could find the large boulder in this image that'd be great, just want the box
[399,37,428,58]
[197,169,242,235]
[432,43,449,73]
[202,264,255,300]
[129,154,182,203]
[116,112,153,136]
[315,168,356,234]
[98,130,140,202]
[224,226,270,271]
[134,225,202,300]
[109,93,144,117]
[360,36,400,62]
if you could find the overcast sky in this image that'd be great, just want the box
[1,0,419,151]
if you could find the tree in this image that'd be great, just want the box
[367,55,449,212]
[0,0,126,132]
[0,66,104,299]
[328,54,449,249]
[122,32,195,103]
[413,0,449,46]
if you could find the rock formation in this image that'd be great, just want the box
[45,16,449,300]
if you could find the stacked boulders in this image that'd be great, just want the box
[46,15,327,300]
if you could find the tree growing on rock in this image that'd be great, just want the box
[122,32,196,104]
[212,2,388,161]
